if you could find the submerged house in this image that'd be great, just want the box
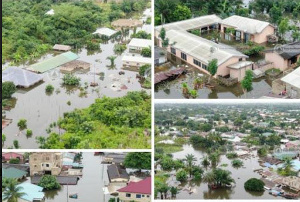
[117,177,151,202]
[53,44,71,51]
[265,42,300,71]
[107,164,129,183]
[128,38,152,53]
[220,15,275,44]
[2,67,43,88]
[2,152,24,163]
[29,153,62,176]
[93,27,117,38]
[157,29,249,80]
[281,67,300,98]
[2,167,27,181]
[122,55,152,68]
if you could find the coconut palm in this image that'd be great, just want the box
[202,156,210,169]
[106,56,117,69]
[170,186,178,198]
[202,171,215,186]
[208,152,220,167]
[283,157,293,174]
[185,154,197,177]
[213,168,235,187]
[2,179,26,202]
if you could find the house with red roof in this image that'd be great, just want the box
[117,177,151,202]
[2,152,24,163]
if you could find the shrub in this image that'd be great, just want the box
[9,158,20,164]
[62,74,81,86]
[17,119,27,130]
[114,44,127,54]
[13,140,20,149]
[45,84,54,94]
[38,175,61,190]
[141,47,151,57]
[243,45,264,56]
[231,159,243,168]
[226,152,238,159]
[2,81,16,99]
[244,178,265,191]
[26,129,33,137]
[176,169,188,182]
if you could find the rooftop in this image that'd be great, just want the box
[107,164,129,181]
[281,68,300,89]
[2,167,27,179]
[165,29,248,65]
[221,15,273,34]
[93,27,117,37]
[53,44,71,51]
[28,51,79,73]
[156,14,221,32]
[128,38,152,48]
[227,61,254,69]
[2,67,44,88]
[122,55,152,64]
[117,177,151,194]
[17,183,44,202]
[266,42,300,59]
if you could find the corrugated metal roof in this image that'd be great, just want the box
[221,15,272,34]
[2,167,27,179]
[2,67,43,88]
[17,183,44,202]
[165,29,247,65]
[128,38,152,48]
[156,15,221,32]
[281,68,300,88]
[118,177,151,194]
[227,61,254,69]
[122,55,152,64]
[93,27,117,37]
[29,51,79,73]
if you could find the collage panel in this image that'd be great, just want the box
[2,0,152,149]
[2,151,152,202]
[154,0,300,99]
[154,100,300,200]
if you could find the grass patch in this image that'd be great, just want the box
[265,68,281,77]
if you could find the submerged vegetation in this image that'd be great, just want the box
[36,91,151,149]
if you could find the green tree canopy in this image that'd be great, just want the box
[124,152,151,170]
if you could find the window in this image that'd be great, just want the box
[239,58,243,61]
[34,165,37,168]
[181,52,187,61]
[126,193,131,197]
[46,164,50,167]
[193,59,202,67]
[147,195,150,198]
[142,195,145,197]
[202,64,207,70]
[136,194,142,198]
[171,47,176,55]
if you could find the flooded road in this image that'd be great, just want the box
[155,54,274,99]
[169,144,284,200]
[29,153,111,202]
[2,27,149,149]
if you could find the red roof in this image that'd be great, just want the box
[117,177,151,195]
[2,152,24,160]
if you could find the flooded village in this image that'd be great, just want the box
[2,0,152,149]
[154,0,300,99]
[2,152,151,202]
[154,101,300,200]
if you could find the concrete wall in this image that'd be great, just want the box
[229,64,253,81]
[265,52,288,71]
[286,83,300,98]
[253,25,275,44]
[118,192,151,202]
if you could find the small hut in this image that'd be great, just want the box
[111,19,143,29]
[53,44,72,51]
[60,60,91,73]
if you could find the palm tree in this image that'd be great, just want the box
[213,168,235,187]
[106,56,117,69]
[182,82,189,96]
[201,156,210,170]
[209,152,220,167]
[2,179,26,202]
[202,171,215,186]
[185,154,196,177]
[283,157,293,174]
[158,183,169,199]
[170,186,178,199]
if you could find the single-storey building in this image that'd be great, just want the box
[107,164,129,183]
[265,42,300,71]
[128,38,152,53]
[220,15,275,44]
[60,60,90,73]
[2,152,24,163]
[117,177,151,202]
[2,183,45,202]
[281,67,300,98]
[2,167,27,180]
[227,61,254,81]
[122,55,152,68]
[102,153,126,164]
[93,27,117,38]
[157,29,249,78]
[2,67,43,88]
[53,44,71,51]
[112,19,143,29]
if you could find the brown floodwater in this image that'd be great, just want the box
[154,54,277,99]
[27,153,111,202]
[2,29,149,149]
[168,144,292,200]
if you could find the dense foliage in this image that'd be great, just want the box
[62,74,81,86]
[38,175,61,190]
[124,152,151,170]
[36,91,151,149]
[244,178,265,192]
[2,82,17,99]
